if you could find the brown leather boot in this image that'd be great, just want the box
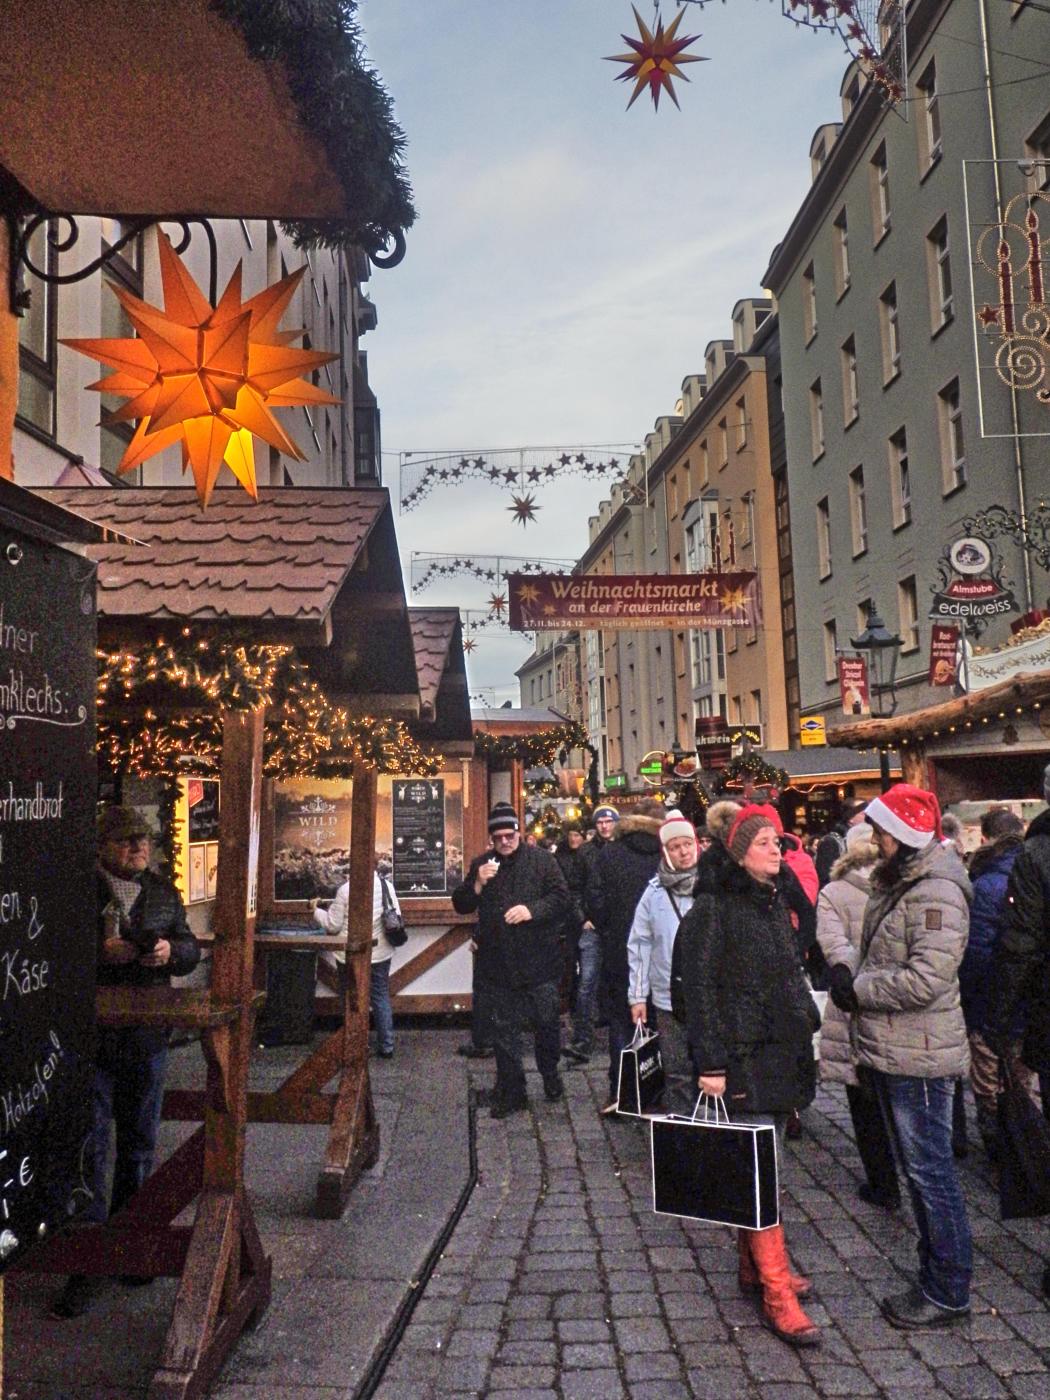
[737,1230,811,1298]
[748,1226,821,1347]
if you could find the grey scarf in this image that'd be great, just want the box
[656,861,696,899]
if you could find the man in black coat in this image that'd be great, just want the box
[452,801,571,1118]
[584,799,665,1111]
[987,763,1050,1300]
[53,806,201,1319]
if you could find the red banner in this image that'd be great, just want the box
[928,624,960,686]
[507,571,760,631]
[838,657,870,716]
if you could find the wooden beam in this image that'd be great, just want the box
[390,925,472,996]
[0,218,16,481]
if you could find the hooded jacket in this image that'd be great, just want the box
[959,834,1023,1035]
[585,813,663,1015]
[843,840,972,1079]
[988,806,1050,1071]
[815,840,878,1086]
[452,843,570,988]
[677,856,821,1114]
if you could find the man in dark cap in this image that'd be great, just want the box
[815,800,868,889]
[52,806,201,1319]
[452,801,571,1118]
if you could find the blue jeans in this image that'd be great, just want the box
[572,927,602,1053]
[88,1029,168,1223]
[371,959,394,1054]
[873,1071,973,1310]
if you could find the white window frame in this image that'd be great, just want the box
[841,337,859,425]
[918,60,942,170]
[833,207,851,297]
[889,427,911,528]
[802,262,818,343]
[938,379,967,493]
[817,496,832,579]
[898,576,920,653]
[823,619,838,683]
[849,466,868,556]
[870,141,891,240]
[880,281,901,382]
[927,217,953,329]
[810,378,825,460]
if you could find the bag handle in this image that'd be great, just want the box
[629,1020,654,1048]
[691,1092,730,1124]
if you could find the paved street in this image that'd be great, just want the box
[4,1024,1049,1399]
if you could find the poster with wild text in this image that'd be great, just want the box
[273,780,352,902]
[0,526,97,1270]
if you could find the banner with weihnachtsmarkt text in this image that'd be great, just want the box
[507,572,760,632]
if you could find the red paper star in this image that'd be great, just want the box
[978,304,1000,326]
[488,593,508,618]
[463,637,477,654]
[606,5,707,111]
[508,494,540,527]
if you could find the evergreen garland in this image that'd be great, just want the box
[474,719,591,768]
[713,753,789,794]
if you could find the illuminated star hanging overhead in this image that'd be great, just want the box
[63,232,339,506]
[606,6,707,111]
[508,494,540,527]
[462,636,478,654]
[488,592,508,618]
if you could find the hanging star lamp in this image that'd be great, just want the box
[63,232,339,506]
[606,5,707,111]
[508,493,540,527]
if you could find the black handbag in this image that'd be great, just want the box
[651,1095,779,1230]
[380,876,408,948]
[617,1023,665,1117]
[997,1062,1050,1220]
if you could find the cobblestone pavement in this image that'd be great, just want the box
[377,1047,1050,1400]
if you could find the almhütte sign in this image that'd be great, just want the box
[507,571,760,631]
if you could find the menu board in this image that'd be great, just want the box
[0,526,97,1271]
[186,777,220,842]
[392,779,446,894]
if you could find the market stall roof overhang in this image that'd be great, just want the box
[408,608,472,747]
[0,0,414,249]
[765,746,901,792]
[38,485,421,716]
[830,671,1050,751]
[471,705,574,738]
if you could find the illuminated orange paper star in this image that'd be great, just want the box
[606,6,707,110]
[720,586,749,614]
[516,583,542,607]
[63,232,339,505]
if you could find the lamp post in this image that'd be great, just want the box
[850,602,903,793]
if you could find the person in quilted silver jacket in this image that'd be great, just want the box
[829,784,972,1332]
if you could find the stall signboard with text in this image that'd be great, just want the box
[928,625,960,687]
[0,527,97,1270]
[508,572,760,631]
[273,781,352,902]
[392,780,447,894]
[838,657,871,716]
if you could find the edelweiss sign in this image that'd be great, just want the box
[507,572,760,631]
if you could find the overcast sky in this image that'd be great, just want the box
[356,1,849,702]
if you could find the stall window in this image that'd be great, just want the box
[175,776,220,905]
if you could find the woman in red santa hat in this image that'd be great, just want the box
[826,782,974,1331]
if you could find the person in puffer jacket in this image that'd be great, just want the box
[816,823,900,1209]
[829,784,973,1332]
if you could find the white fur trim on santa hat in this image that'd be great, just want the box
[865,793,935,848]
[660,811,696,846]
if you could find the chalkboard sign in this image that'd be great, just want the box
[186,777,220,843]
[392,779,446,894]
[0,525,97,1271]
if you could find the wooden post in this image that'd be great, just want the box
[317,763,380,1216]
[0,218,18,480]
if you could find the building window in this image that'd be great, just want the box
[917,60,942,171]
[833,207,851,297]
[889,427,911,528]
[802,262,817,343]
[938,378,967,493]
[841,336,859,425]
[926,216,953,330]
[749,690,762,724]
[669,474,679,518]
[809,379,825,460]
[898,575,919,653]
[849,466,868,556]
[718,418,729,467]
[823,619,838,682]
[817,496,832,579]
[735,396,747,451]
[879,281,901,382]
[99,227,145,481]
[16,221,57,437]
[699,439,709,485]
[1024,111,1050,193]
[870,141,891,240]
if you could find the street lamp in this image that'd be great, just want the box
[850,602,903,793]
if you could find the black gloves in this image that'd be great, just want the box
[828,963,859,1013]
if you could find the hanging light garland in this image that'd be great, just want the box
[410,553,573,594]
[399,446,636,512]
[474,719,592,767]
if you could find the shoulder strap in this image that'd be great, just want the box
[380,875,393,910]
[665,887,683,920]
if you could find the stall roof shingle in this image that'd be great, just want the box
[409,609,459,716]
[39,487,388,627]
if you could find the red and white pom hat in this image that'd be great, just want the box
[864,784,942,849]
[660,810,696,847]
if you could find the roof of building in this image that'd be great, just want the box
[766,747,899,781]
[408,608,472,742]
[831,670,1050,749]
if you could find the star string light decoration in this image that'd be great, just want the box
[508,493,540,527]
[606,5,707,111]
[488,592,508,618]
[64,232,339,505]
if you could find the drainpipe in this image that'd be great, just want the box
[338,253,349,485]
[978,0,1034,609]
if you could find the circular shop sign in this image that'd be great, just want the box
[949,536,992,576]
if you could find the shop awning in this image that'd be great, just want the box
[409,608,472,744]
[0,0,414,251]
[831,671,1050,749]
[36,485,421,715]
[763,746,900,791]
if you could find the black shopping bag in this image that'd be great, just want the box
[998,1064,1050,1221]
[651,1097,779,1230]
[617,1024,665,1117]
